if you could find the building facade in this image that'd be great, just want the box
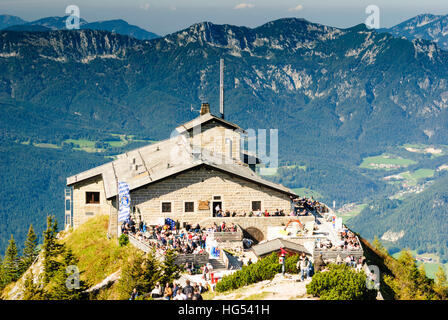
[66,104,296,237]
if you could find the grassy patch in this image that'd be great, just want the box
[360,153,417,170]
[399,169,434,186]
[62,214,135,286]
[64,138,96,148]
[337,204,367,224]
[243,291,270,300]
[292,187,323,199]
[33,143,61,149]
[402,144,445,157]
[282,164,307,171]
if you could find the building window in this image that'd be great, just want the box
[252,201,261,211]
[86,192,100,204]
[184,201,194,213]
[162,202,172,213]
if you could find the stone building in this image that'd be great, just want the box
[66,103,297,237]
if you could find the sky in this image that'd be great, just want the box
[1,0,448,35]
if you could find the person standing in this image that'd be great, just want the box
[130,288,139,300]
[163,283,173,300]
[183,279,194,297]
[299,257,309,281]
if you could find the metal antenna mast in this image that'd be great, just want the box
[220,58,224,119]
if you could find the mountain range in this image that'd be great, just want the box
[1,14,448,261]
[379,13,448,50]
[0,14,160,40]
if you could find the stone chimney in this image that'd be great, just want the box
[200,102,210,115]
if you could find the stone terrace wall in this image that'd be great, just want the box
[128,233,209,266]
[199,216,315,241]
[174,253,209,266]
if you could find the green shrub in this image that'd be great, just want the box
[285,254,300,274]
[118,234,129,247]
[216,253,281,292]
[306,264,377,300]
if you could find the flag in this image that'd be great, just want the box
[118,182,130,222]
[165,218,175,230]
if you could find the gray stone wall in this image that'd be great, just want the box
[131,166,291,226]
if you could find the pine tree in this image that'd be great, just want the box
[372,236,387,255]
[19,225,39,274]
[22,270,44,300]
[0,254,5,290]
[117,250,160,299]
[160,249,181,286]
[45,248,87,300]
[385,250,436,300]
[434,266,448,300]
[42,215,64,284]
[2,235,20,284]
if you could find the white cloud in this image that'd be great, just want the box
[170,5,177,11]
[288,4,304,12]
[140,3,150,11]
[234,3,255,10]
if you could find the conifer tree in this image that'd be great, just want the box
[2,235,20,284]
[42,215,64,284]
[19,225,39,274]
[117,250,160,299]
[0,254,5,290]
[160,249,181,286]
[45,248,87,300]
[22,270,44,300]
[385,250,436,300]
[434,266,448,300]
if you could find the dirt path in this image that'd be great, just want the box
[209,273,315,300]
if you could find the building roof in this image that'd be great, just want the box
[252,238,310,257]
[175,112,245,134]
[67,131,297,200]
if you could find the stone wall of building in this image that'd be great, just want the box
[130,166,291,226]
[191,123,241,161]
[72,176,114,230]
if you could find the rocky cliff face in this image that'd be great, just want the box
[0,29,143,63]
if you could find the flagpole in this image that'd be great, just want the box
[116,179,119,245]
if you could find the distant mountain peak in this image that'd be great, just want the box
[0,14,159,40]
[378,13,448,50]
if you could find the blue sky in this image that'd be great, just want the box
[1,0,448,35]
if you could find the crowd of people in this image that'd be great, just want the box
[211,197,328,218]
[291,196,328,216]
[315,228,362,252]
[337,228,361,251]
[213,208,287,217]
[130,279,209,300]
[121,217,240,257]
[205,221,238,232]
[127,222,207,256]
